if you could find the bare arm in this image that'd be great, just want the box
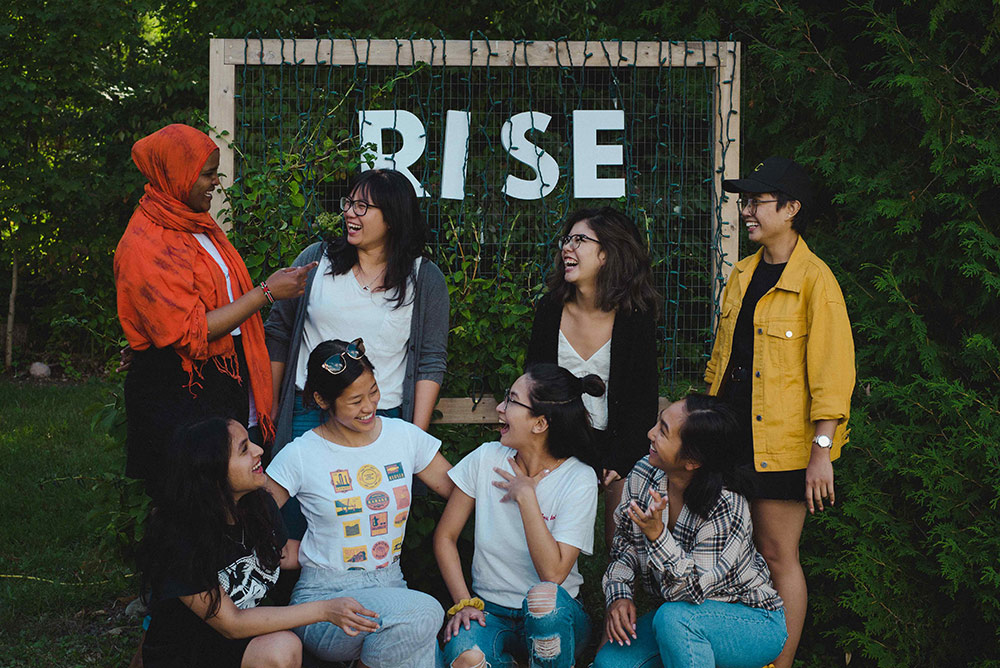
[270,361,286,419]
[265,475,290,509]
[205,263,317,341]
[433,489,476,604]
[411,379,441,431]
[805,419,838,513]
[416,453,454,499]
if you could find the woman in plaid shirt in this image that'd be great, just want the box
[593,394,787,668]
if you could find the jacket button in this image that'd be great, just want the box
[756,415,762,421]
[785,330,793,338]
[761,461,768,468]
[755,371,760,378]
[757,328,763,335]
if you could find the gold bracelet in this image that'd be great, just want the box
[446,597,484,618]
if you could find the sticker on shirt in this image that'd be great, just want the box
[393,485,410,510]
[376,561,389,569]
[370,512,388,536]
[330,469,352,493]
[343,546,367,564]
[366,491,390,511]
[342,519,362,538]
[335,497,362,516]
[357,464,382,489]
[372,540,390,560]
[393,510,408,527]
[391,536,403,554]
[384,462,405,481]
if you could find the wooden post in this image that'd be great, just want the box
[5,251,16,370]
[713,41,741,288]
[208,38,236,231]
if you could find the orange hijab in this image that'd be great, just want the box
[114,124,274,441]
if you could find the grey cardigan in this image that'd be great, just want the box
[264,241,449,451]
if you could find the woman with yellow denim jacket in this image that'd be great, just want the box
[705,157,855,668]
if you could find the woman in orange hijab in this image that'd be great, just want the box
[115,124,316,494]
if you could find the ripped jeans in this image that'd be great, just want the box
[442,582,590,668]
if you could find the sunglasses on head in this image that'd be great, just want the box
[321,338,366,375]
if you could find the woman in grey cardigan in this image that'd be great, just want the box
[265,169,449,453]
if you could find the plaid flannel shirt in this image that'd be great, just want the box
[602,456,782,611]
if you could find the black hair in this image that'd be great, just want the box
[303,339,377,412]
[138,418,281,618]
[522,362,605,474]
[324,169,428,308]
[546,207,660,316]
[775,191,810,234]
[676,393,756,519]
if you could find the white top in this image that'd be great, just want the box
[193,233,257,427]
[448,441,598,608]
[557,330,611,430]
[266,417,440,571]
[295,255,416,409]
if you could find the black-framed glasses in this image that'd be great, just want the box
[557,233,600,251]
[321,338,366,375]
[736,197,780,214]
[339,197,379,216]
[502,387,533,412]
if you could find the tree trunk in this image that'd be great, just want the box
[5,252,16,370]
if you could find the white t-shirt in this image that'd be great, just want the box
[266,417,440,571]
[448,441,598,608]
[294,255,416,409]
[193,233,257,427]
[557,330,611,430]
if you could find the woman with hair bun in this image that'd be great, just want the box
[435,363,604,668]
[527,207,660,547]
[594,394,786,668]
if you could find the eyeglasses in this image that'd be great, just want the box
[321,338,366,375]
[736,197,780,214]
[557,233,600,251]
[502,388,533,412]
[340,197,379,216]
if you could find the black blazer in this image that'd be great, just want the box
[526,293,659,476]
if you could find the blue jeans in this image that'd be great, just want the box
[593,600,786,668]
[442,583,590,668]
[291,563,444,667]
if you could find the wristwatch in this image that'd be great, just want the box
[812,435,833,449]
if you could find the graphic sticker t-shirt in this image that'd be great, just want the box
[267,417,440,571]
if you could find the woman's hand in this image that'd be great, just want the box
[322,597,379,636]
[442,606,486,642]
[604,598,638,647]
[805,453,835,514]
[265,262,318,301]
[601,468,621,489]
[492,457,548,504]
[116,346,134,373]
[627,488,666,542]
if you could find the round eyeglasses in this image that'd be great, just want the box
[557,233,600,251]
[321,338,366,375]
[340,197,380,216]
[502,387,533,412]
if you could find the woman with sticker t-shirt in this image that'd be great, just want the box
[434,363,603,668]
[265,338,454,667]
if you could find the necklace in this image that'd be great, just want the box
[354,263,386,291]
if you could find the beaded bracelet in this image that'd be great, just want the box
[446,597,484,618]
[259,281,275,305]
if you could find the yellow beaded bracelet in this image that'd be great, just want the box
[446,597,485,618]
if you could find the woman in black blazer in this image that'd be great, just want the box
[527,207,660,547]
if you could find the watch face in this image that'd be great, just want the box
[814,435,832,448]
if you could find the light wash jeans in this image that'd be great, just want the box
[291,563,444,667]
[593,600,786,668]
[442,583,590,668]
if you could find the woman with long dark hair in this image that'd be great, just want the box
[139,417,378,668]
[707,157,855,667]
[114,124,314,493]
[435,363,604,668]
[266,168,449,447]
[594,394,787,668]
[265,338,454,666]
[527,207,660,547]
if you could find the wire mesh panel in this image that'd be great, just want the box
[211,38,740,393]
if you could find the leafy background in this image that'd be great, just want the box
[2,1,999,665]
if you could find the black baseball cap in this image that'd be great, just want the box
[723,156,813,206]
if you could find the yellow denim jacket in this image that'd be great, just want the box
[705,238,856,472]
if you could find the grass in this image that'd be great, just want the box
[0,378,140,667]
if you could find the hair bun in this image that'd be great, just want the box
[579,374,606,398]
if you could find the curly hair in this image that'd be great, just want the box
[139,418,282,618]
